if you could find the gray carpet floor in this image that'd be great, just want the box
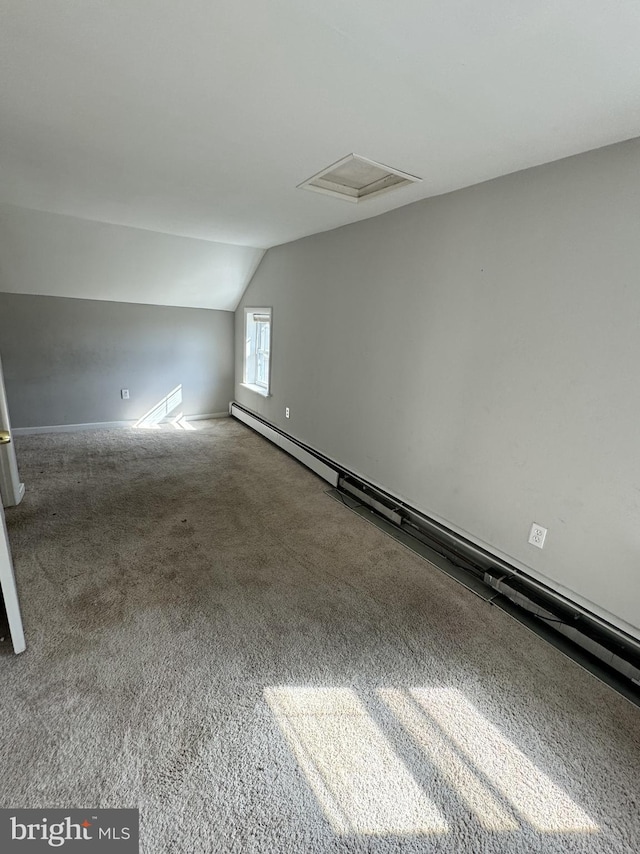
[1,418,639,853]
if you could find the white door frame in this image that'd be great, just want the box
[0,502,25,653]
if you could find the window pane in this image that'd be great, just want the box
[243,310,271,392]
[257,352,267,385]
[256,321,270,387]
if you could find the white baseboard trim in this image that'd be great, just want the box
[13,412,229,436]
[13,421,133,435]
[186,412,229,421]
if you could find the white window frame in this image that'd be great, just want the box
[242,307,272,397]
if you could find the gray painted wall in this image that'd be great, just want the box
[0,293,233,427]
[235,137,640,637]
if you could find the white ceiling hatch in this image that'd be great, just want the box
[298,154,421,203]
[1,0,640,306]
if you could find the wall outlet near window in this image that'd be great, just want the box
[121,389,130,400]
[285,407,290,418]
[528,523,547,549]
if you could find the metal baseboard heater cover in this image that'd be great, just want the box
[230,401,640,690]
[484,573,640,685]
[229,403,339,487]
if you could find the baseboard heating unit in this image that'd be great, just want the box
[229,403,339,487]
[230,401,640,701]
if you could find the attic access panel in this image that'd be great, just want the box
[298,154,421,203]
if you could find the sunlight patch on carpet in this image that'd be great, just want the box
[264,686,449,836]
[379,688,519,831]
[409,687,599,834]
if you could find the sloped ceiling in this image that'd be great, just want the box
[0,204,264,311]
[1,0,640,307]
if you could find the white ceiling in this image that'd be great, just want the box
[2,1,640,304]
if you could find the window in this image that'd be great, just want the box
[243,307,272,396]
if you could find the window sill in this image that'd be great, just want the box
[240,383,271,398]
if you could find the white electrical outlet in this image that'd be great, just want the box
[121,389,130,400]
[285,407,290,418]
[528,523,547,549]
